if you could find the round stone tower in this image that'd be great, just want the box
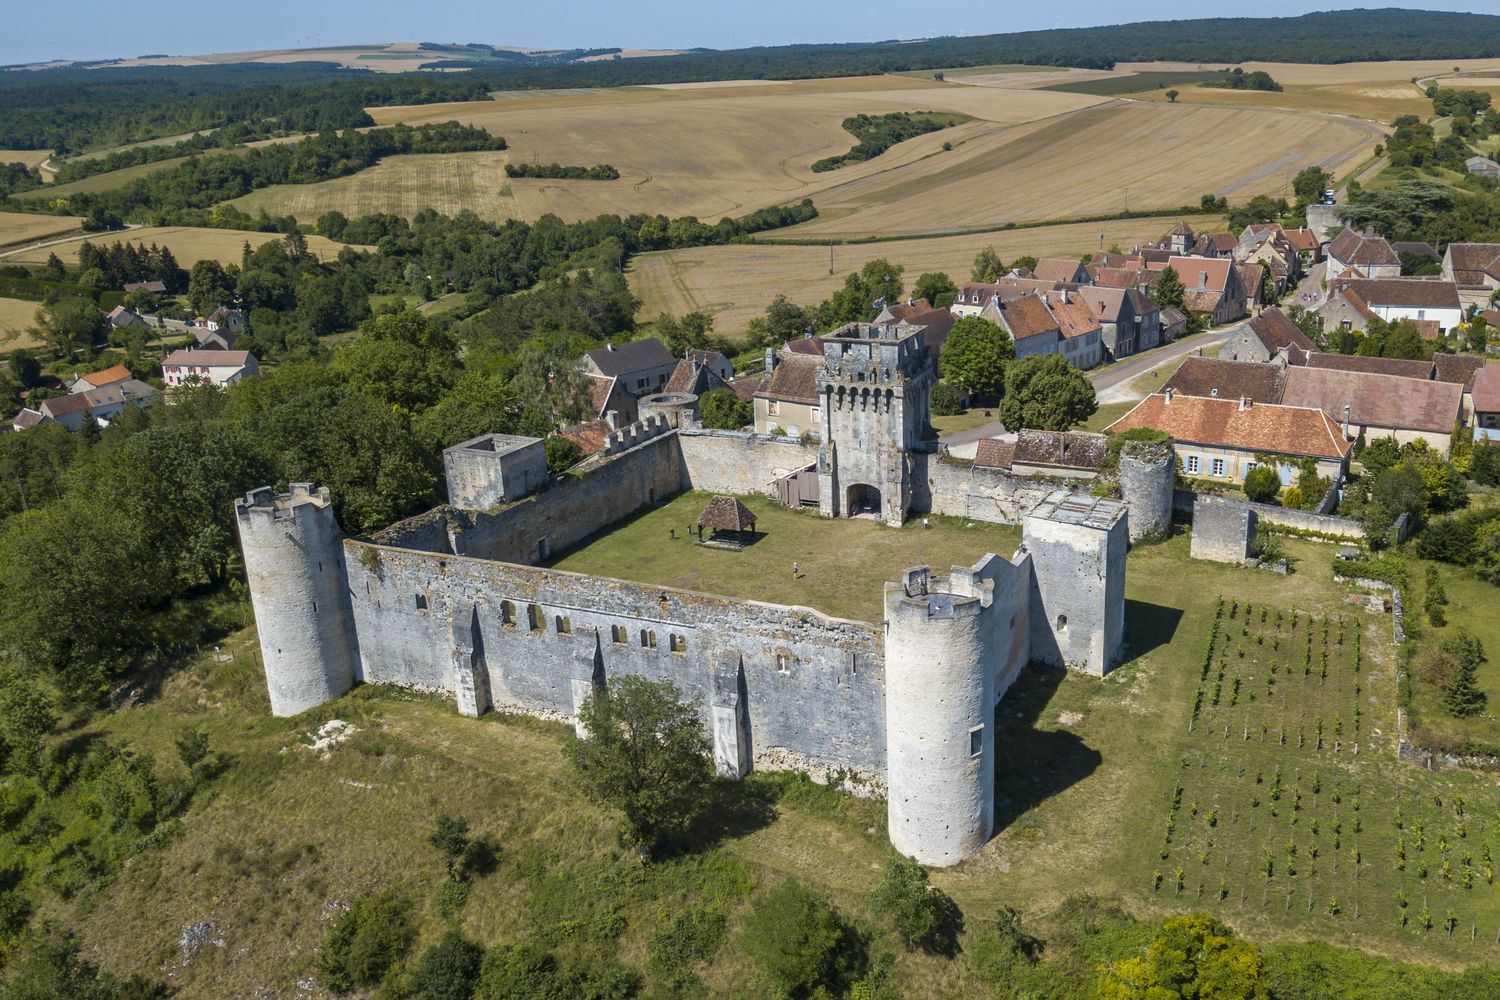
[638,391,699,429]
[883,567,994,866]
[1118,441,1176,542]
[234,483,358,717]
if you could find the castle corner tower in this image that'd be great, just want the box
[235,484,358,716]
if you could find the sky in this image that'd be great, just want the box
[5,0,1499,66]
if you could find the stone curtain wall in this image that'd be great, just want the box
[677,429,819,497]
[343,540,889,781]
[923,455,1071,525]
[1189,495,1257,563]
[1173,489,1364,539]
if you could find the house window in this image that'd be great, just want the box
[1211,458,1226,477]
[1185,455,1201,475]
[636,378,648,389]
[415,594,428,611]
[767,400,780,415]
[969,725,984,758]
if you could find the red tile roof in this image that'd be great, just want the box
[754,353,821,405]
[1030,258,1085,283]
[557,420,611,456]
[1303,353,1435,380]
[1472,365,1500,413]
[1433,353,1487,389]
[997,294,1060,341]
[77,364,132,389]
[1107,393,1351,461]
[974,438,1017,470]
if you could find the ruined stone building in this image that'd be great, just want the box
[237,324,1169,866]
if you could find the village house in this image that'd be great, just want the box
[1326,277,1464,333]
[681,348,734,383]
[1076,286,1160,359]
[1280,365,1463,453]
[1467,155,1500,179]
[1238,262,1268,312]
[1029,257,1089,284]
[1218,308,1318,363]
[1163,355,1289,405]
[754,349,822,438]
[1160,307,1189,342]
[38,378,156,431]
[1045,291,1104,369]
[988,293,1062,360]
[1472,365,1500,442]
[1161,256,1248,326]
[974,429,1107,480]
[161,349,259,389]
[1109,389,1351,487]
[1318,284,1378,336]
[579,373,640,426]
[664,355,735,399]
[68,363,134,394]
[122,279,167,294]
[1325,226,1401,279]
[106,305,147,331]
[195,326,240,351]
[580,337,677,396]
[1442,243,1500,292]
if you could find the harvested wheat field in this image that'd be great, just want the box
[0,298,43,350]
[227,151,522,224]
[7,227,366,267]
[629,214,1221,337]
[0,150,51,169]
[780,101,1379,239]
[365,75,1103,223]
[0,211,85,250]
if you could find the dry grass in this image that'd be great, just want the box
[1113,58,1500,86]
[226,151,522,224]
[629,214,1222,336]
[365,75,1102,224]
[0,210,85,249]
[7,227,364,267]
[0,150,51,169]
[0,298,43,350]
[779,101,1380,239]
[1128,84,1428,124]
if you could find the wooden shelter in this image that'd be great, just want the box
[696,495,757,544]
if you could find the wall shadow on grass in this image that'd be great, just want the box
[1123,599,1184,663]
[994,664,1101,830]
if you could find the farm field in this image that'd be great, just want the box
[0,297,42,350]
[0,150,51,169]
[6,226,364,267]
[628,214,1222,336]
[777,101,1381,239]
[0,210,85,249]
[365,75,1105,223]
[227,151,522,224]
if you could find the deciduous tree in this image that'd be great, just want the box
[939,317,1012,401]
[998,354,1097,431]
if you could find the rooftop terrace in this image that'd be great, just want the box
[543,491,1021,622]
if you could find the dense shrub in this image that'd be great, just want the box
[645,906,727,977]
[699,388,753,430]
[316,890,415,994]
[404,931,485,1000]
[869,857,962,954]
[505,163,620,180]
[740,880,863,997]
[811,112,966,171]
[930,381,963,417]
[1243,465,1281,504]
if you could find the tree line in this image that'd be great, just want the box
[810,112,967,172]
[504,163,621,180]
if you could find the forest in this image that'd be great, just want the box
[810,112,967,172]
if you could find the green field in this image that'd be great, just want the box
[1041,71,1230,96]
[545,491,1022,623]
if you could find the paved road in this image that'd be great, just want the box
[938,328,1233,445]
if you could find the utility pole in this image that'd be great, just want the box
[829,242,834,275]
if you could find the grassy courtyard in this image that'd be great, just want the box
[544,490,1022,622]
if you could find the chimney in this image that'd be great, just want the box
[1240,395,1250,411]
[1199,271,1208,289]
[1164,387,1174,405]
[764,348,778,376]
[1343,404,1351,438]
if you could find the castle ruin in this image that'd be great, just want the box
[236,324,1161,866]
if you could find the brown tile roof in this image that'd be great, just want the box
[1047,298,1101,340]
[1092,252,1144,270]
[1433,353,1488,389]
[1161,307,1188,328]
[162,349,252,368]
[1444,243,1500,286]
[1472,365,1500,413]
[1169,256,1232,293]
[40,393,93,418]
[727,376,762,402]
[1106,393,1352,461]
[583,374,618,414]
[1163,356,1287,404]
[1077,285,1127,323]
[955,282,1001,307]
[1303,353,1435,380]
[785,337,824,356]
[1328,227,1400,268]
[696,495,757,533]
[1281,366,1463,435]
[1169,221,1195,237]
[1249,309,1317,354]
[974,438,1017,470]
[665,359,732,396]
[1183,288,1225,313]
[1237,263,1265,299]
[1483,308,1500,327]
[1093,266,1146,289]
[1414,319,1441,341]
[998,294,1060,341]
[1011,429,1107,472]
[557,420,611,456]
[1207,232,1239,254]
[77,363,132,389]
[995,276,1063,299]
[684,348,729,371]
[1331,277,1461,310]
[122,280,166,293]
[1331,285,1378,322]
[11,408,43,430]
[1283,228,1320,253]
[1031,258,1085,283]
[754,353,821,405]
